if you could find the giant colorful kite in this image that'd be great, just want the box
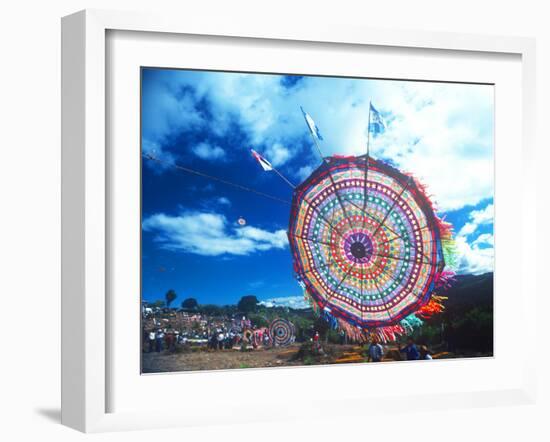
[288,154,455,342]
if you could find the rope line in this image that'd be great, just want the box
[143,154,291,205]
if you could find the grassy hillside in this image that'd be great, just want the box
[410,272,493,354]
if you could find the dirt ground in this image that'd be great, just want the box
[141,343,483,373]
[143,345,297,373]
[140,343,430,373]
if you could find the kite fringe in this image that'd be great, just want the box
[435,269,456,289]
[305,287,426,344]
[436,222,456,274]
[400,314,424,332]
[303,289,320,314]
[416,295,447,319]
[437,218,458,270]
[403,172,440,211]
[370,314,425,343]
[393,167,458,281]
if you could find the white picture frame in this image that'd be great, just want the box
[61,9,537,433]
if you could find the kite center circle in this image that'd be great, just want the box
[343,232,374,264]
[351,241,367,259]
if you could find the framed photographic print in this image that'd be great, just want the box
[139,67,494,374]
[61,9,537,432]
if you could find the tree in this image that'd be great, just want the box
[248,313,269,328]
[313,316,330,342]
[199,304,223,316]
[152,300,165,309]
[181,298,198,310]
[165,289,177,308]
[237,295,259,313]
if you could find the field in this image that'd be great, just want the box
[142,342,489,373]
[142,273,493,373]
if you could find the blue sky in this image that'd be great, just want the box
[141,68,494,307]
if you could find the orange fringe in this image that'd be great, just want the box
[416,295,447,318]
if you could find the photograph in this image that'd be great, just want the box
[0,0,543,438]
[140,67,494,373]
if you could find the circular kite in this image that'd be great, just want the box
[288,155,455,342]
[269,318,295,346]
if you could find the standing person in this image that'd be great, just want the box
[166,330,176,352]
[209,332,218,350]
[313,331,320,352]
[367,336,384,362]
[419,345,433,360]
[217,331,225,350]
[164,327,171,352]
[142,328,149,349]
[148,329,156,353]
[398,337,420,361]
[155,329,164,352]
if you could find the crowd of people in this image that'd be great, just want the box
[143,315,282,353]
[367,337,433,362]
[207,325,275,350]
[145,326,193,353]
[143,310,435,362]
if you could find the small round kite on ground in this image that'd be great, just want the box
[269,318,295,347]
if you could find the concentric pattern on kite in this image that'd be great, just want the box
[288,155,455,341]
[269,318,295,346]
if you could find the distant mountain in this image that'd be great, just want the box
[259,296,310,310]
[258,273,493,312]
[441,272,493,309]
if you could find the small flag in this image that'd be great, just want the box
[300,106,324,140]
[369,103,386,135]
[250,149,273,171]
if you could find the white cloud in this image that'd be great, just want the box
[259,296,310,310]
[470,204,494,225]
[458,203,494,237]
[207,76,492,211]
[142,139,175,171]
[367,84,494,212]
[458,222,477,237]
[237,226,288,250]
[199,196,232,210]
[192,142,226,160]
[142,211,288,256]
[264,142,291,167]
[145,71,494,212]
[472,233,494,247]
[454,202,494,274]
[142,73,205,154]
[216,196,231,206]
[455,235,494,275]
[296,164,314,181]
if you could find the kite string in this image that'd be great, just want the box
[143,154,291,205]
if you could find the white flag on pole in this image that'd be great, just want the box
[369,103,386,135]
[250,149,273,171]
[300,106,324,140]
